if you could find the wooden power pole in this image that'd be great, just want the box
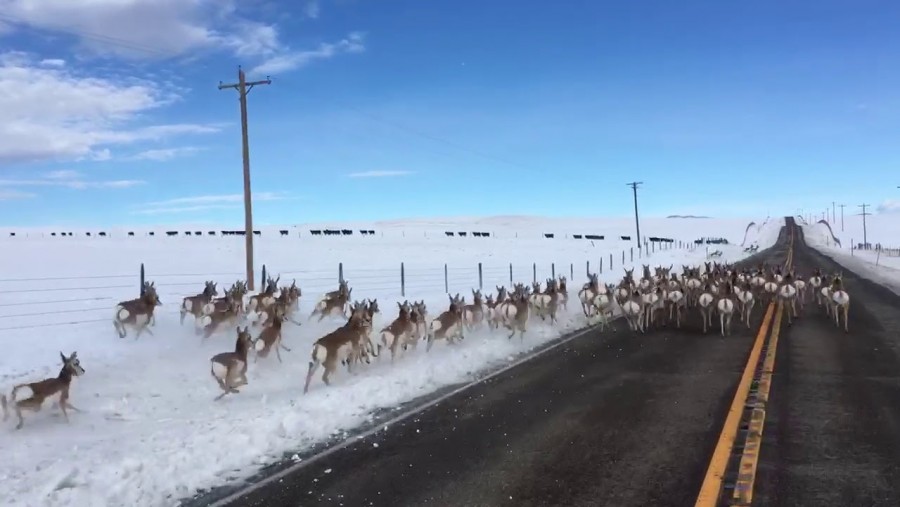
[839,204,846,231]
[626,181,643,250]
[858,203,871,250]
[218,66,271,291]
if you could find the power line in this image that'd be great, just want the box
[218,66,271,291]
[626,181,643,250]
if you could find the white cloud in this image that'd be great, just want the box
[0,189,35,200]
[133,192,287,214]
[125,146,204,162]
[346,170,413,179]
[251,32,365,75]
[877,199,900,213]
[0,51,221,163]
[39,58,65,67]
[304,1,321,19]
[0,170,145,190]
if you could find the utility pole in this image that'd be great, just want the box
[626,182,643,250]
[839,204,846,231]
[831,201,836,223]
[218,66,271,291]
[858,203,871,250]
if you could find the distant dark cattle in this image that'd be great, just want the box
[235,231,246,236]
[458,232,467,237]
[341,229,352,235]
[221,230,231,236]
[325,229,341,236]
[584,234,604,240]
[51,232,57,237]
[195,231,202,236]
[185,231,192,236]
[166,231,178,237]
[648,236,658,242]
[310,230,322,235]
[86,232,92,237]
[99,232,107,237]
[253,230,261,236]
[573,234,583,239]
[208,231,216,236]
[8,232,14,237]
[480,231,489,237]
[621,235,631,241]
[544,233,554,239]
[280,230,289,236]
[148,232,155,236]
[472,232,482,237]
[128,232,135,237]
[360,230,369,235]
[368,230,375,234]
[445,231,454,237]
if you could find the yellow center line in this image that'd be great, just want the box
[695,224,795,507]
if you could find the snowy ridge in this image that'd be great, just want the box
[0,215,782,507]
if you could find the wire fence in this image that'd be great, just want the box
[0,241,692,332]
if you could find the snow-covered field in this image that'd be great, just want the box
[801,213,900,295]
[0,215,781,507]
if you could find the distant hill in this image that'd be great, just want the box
[666,215,712,219]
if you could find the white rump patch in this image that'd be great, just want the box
[313,344,327,363]
[381,331,395,348]
[211,362,228,380]
[430,320,442,332]
[182,300,192,311]
[117,308,130,321]
[198,315,211,328]
[13,385,34,401]
[254,339,266,352]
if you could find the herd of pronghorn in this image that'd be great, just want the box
[1,261,851,430]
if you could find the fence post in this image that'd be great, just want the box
[533,263,537,283]
[630,247,633,262]
[569,263,574,280]
[600,257,603,274]
[622,250,625,265]
[639,245,642,258]
[261,264,267,285]
[338,262,344,284]
[851,239,854,256]
[444,263,449,294]
[610,253,613,271]
[551,263,556,279]
[140,263,145,295]
[586,260,590,276]
[509,263,513,284]
[478,262,483,290]
[401,262,406,297]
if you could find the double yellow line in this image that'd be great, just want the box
[695,227,794,507]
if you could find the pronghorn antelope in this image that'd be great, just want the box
[500,288,530,340]
[202,281,248,317]
[210,327,253,400]
[778,273,799,325]
[557,276,569,311]
[736,280,755,328]
[830,276,850,333]
[531,279,561,324]
[641,285,664,331]
[246,275,279,315]
[198,292,243,340]
[589,283,616,331]
[578,273,601,317]
[1,352,85,430]
[181,281,218,325]
[308,285,353,322]
[426,293,465,350]
[763,274,780,306]
[253,306,292,363]
[322,279,351,303]
[303,303,374,393]
[808,268,823,305]
[716,280,736,337]
[113,282,162,339]
[620,290,644,333]
[819,274,833,316]
[790,270,807,309]
[257,282,302,327]
[378,301,416,361]
[697,283,716,334]
[462,289,486,331]
[666,283,688,329]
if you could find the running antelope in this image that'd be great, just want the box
[698,283,716,334]
[830,277,850,333]
[379,301,416,361]
[181,281,218,325]
[578,274,601,317]
[210,327,253,400]
[1,352,85,430]
[501,289,530,340]
[113,282,162,339]
[253,306,291,363]
[778,273,799,325]
[462,289,486,331]
[308,286,352,322]
[590,283,616,331]
[303,303,373,393]
[199,292,243,340]
[203,281,247,317]
[620,290,644,333]
[557,276,569,311]
[426,294,465,350]
[247,275,279,315]
[737,280,755,328]
[666,283,688,329]
[716,281,736,337]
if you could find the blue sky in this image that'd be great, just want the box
[1,0,899,226]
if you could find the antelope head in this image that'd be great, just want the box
[60,351,86,376]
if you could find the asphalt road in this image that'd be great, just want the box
[204,230,794,507]
[754,224,900,506]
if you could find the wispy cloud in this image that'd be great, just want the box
[346,170,414,179]
[877,199,900,214]
[0,189,36,200]
[133,192,288,214]
[0,171,145,190]
[304,0,321,19]
[250,32,365,75]
[124,146,204,162]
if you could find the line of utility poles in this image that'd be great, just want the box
[838,204,846,231]
[218,66,271,291]
[858,203,871,250]
[626,181,643,250]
